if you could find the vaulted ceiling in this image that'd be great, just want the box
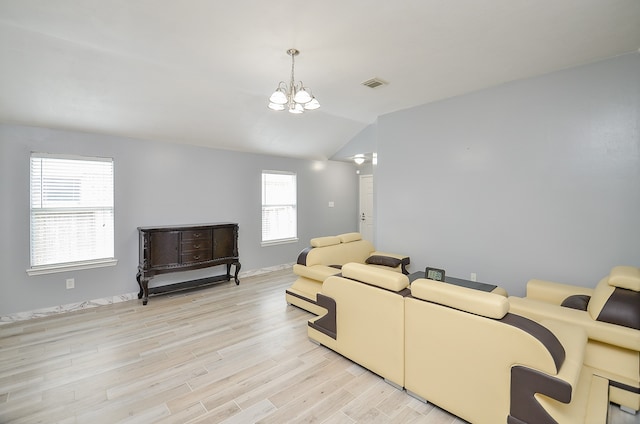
[1,1,639,160]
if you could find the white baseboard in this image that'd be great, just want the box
[0,264,293,324]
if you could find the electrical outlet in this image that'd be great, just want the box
[66,278,75,289]
[470,273,477,282]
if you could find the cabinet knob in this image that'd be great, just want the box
[193,255,200,260]
[194,244,201,249]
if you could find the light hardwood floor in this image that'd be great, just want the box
[0,268,636,424]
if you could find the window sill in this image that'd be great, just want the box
[26,258,118,276]
[261,238,299,247]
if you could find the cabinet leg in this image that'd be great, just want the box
[234,261,241,285]
[136,272,143,299]
[141,278,150,305]
[136,272,150,304]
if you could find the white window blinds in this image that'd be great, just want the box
[30,154,115,271]
[261,171,297,244]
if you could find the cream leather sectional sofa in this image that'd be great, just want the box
[285,232,409,315]
[509,266,640,413]
[308,263,610,424]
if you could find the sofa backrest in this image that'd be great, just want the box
[608,265,640,291]
[342,262,409,292]
[310,235,341,247]
[588,266,640,330]
[299,233,375,267]
[410,277,508,319]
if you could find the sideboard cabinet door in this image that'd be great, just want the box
[149,231,180,267]
[213,226,236,259]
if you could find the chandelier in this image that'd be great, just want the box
[268,48,320,114]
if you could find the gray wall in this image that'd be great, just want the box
[3,53,638,315]
[331,124,377,161]
[375,53,640,296]
[0,125,359,315]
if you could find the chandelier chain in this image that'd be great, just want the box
[290,51,296,99]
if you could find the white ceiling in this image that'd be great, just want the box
[1,1,639,161]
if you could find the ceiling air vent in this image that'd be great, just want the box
[361,77,387,89]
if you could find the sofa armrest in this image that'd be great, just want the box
[369,251,410,274]
[293,264,340,282]
[309,272,408,387]
[526,279,594,305]
[308,293,336,339]
[509,296,640,351]
[540,319,587,384]
[509,319,589,424]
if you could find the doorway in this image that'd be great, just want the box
[359,174,374,243]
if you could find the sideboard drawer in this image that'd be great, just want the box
[181,240,212,252]
[181,250,213,264]
[182,229,212,241]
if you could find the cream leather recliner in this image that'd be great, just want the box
[405,278,609,424]
[307,262,410,388]
[508,265,640,413]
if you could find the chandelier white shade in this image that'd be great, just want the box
[268,49,320,114]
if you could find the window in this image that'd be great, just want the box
[28,153,116,275]
[261,171,297,245]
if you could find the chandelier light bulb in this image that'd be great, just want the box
[269,84,288,105]
[268,102,286,111]
[304,98,320,110]
[293,85,312,104]
[289,103,304,114]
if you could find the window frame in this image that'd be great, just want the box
[26,153,117,276]
[261,170,298,246]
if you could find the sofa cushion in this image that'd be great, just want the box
[561,294,591,311]
[365,255,403,268]
[310,236,341,248]
[342,262,409,292]
[609,266,640,291]
[411,279,509,319]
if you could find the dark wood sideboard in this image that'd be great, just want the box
[136,223,241,305]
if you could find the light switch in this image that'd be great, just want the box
[328,201,335,208]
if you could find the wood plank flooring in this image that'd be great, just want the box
[0,268,636,424]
